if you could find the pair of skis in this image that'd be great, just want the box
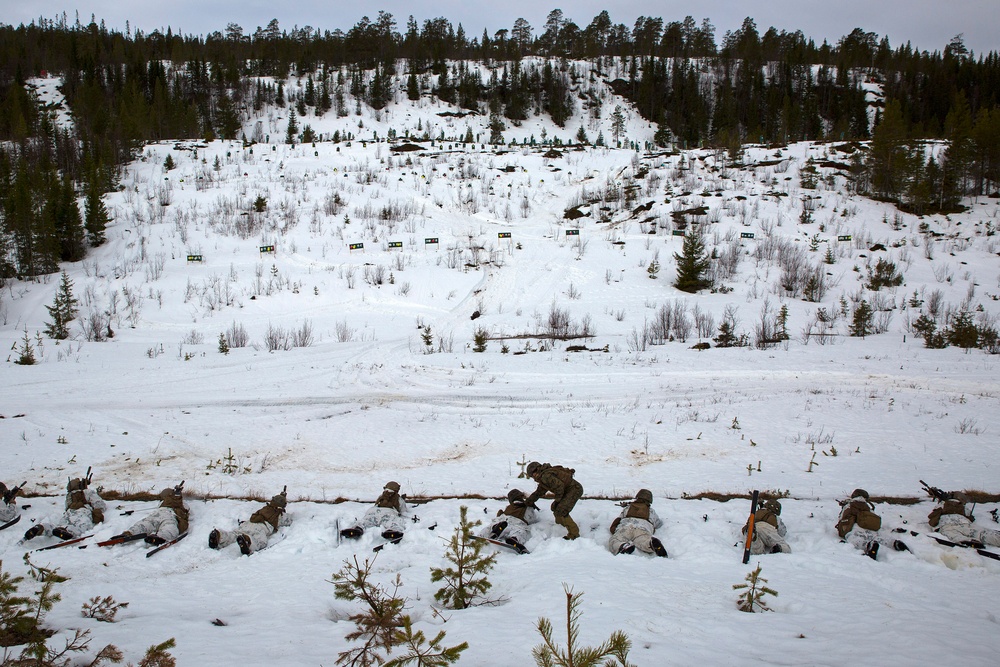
[27,531,187,557]
[472,535,530,555]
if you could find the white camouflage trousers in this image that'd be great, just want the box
[481,515,530,545]
[746,522,791,554]
[937,515,1000,547]
[125,508,180,541]
[608,521,657,554]
[215,520,274,554]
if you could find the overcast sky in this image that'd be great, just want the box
[3,1,997,55]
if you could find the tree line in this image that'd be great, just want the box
[1,10,998,279]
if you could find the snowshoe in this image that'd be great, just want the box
[617,542,635,555]
[23,525,44,541]
[490,521,508,540]
[52,527,73,540]
[236,534,252,556]
[340,527,363,539]
[144,535,166,546]
[381,530,404,541]
[892,540,910,552]
[864,541,879,560]
[650,537,668,558]
[208,529,220,549]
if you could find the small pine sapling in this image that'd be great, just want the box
[430,506,498,609]
[473,328,488,353]
[44,271,79,340]
[218,333,230,355]
[330,555,406,666]
[81,595,129,622]
[733,563,778,612]
[14,329,37,365]
[532,584,636,667]
[384,616,468,667]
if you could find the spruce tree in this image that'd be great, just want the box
[850,301,874,338]
[84,179,109,247]
[285,109,298,145]
[673,233,711,293]
[44,270,78,340]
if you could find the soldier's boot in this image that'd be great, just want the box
[208,529,220,549]
[52,527,74,540]
[558,515,580,541]
[650,537,668,558]
[340,527,363,539]
[892,540,910,552]
[381,530,404,541]
[23,525,44,541]
[236,534,252,556]
[617,542,635,555]
[145,534,166,546]
[864,541,879,560]
[490,521,508,540]
[505,537,529,555]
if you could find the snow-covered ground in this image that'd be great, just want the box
[2,78,1000,665]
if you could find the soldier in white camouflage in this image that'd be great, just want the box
[742,499,790,554]
[0,482,22,524]
[928,492,1000,548]
[209,489,290,555]
[24,474,106,542]
[113,483,188,546]
[836,488,908,559]
[340,481,408,540]
[608,489,667,557]
[481,488,538,553]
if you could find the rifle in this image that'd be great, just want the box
[3,481,27,505]
[919,480,951,502]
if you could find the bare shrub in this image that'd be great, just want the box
[226,321,249,348]
[291,320,314,347]
[335,319,356,342]
[263,323,291,351]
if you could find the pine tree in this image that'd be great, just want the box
[44,270,78,340]
[610,105,626,146]
[673,233,711,293]
[84,179,109,248]
[429,506,497,609]
[532,585,636,667]
[385,618,468,667]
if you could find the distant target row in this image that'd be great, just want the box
[2,466,998,560]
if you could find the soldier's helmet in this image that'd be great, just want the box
[68,478,86,492]
[270,493,287,509]
[764,499,782,515]
[526,462,541,477]
[384,481,401,493]
[507,489,525,503]
[635,489,653,504]
[850,488,869,500]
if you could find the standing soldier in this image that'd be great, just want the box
[113,483,188,546]
[835,488,909,559]
[928,492,1000,548]
[742,499,790,554]
[608,489,667,557]
[209,488,290,555]
[525,461,584,540]
[340,481,407,540]
[481,488,538,553]
[24,472,106,542]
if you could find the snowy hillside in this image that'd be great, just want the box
[1,80,999,665]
